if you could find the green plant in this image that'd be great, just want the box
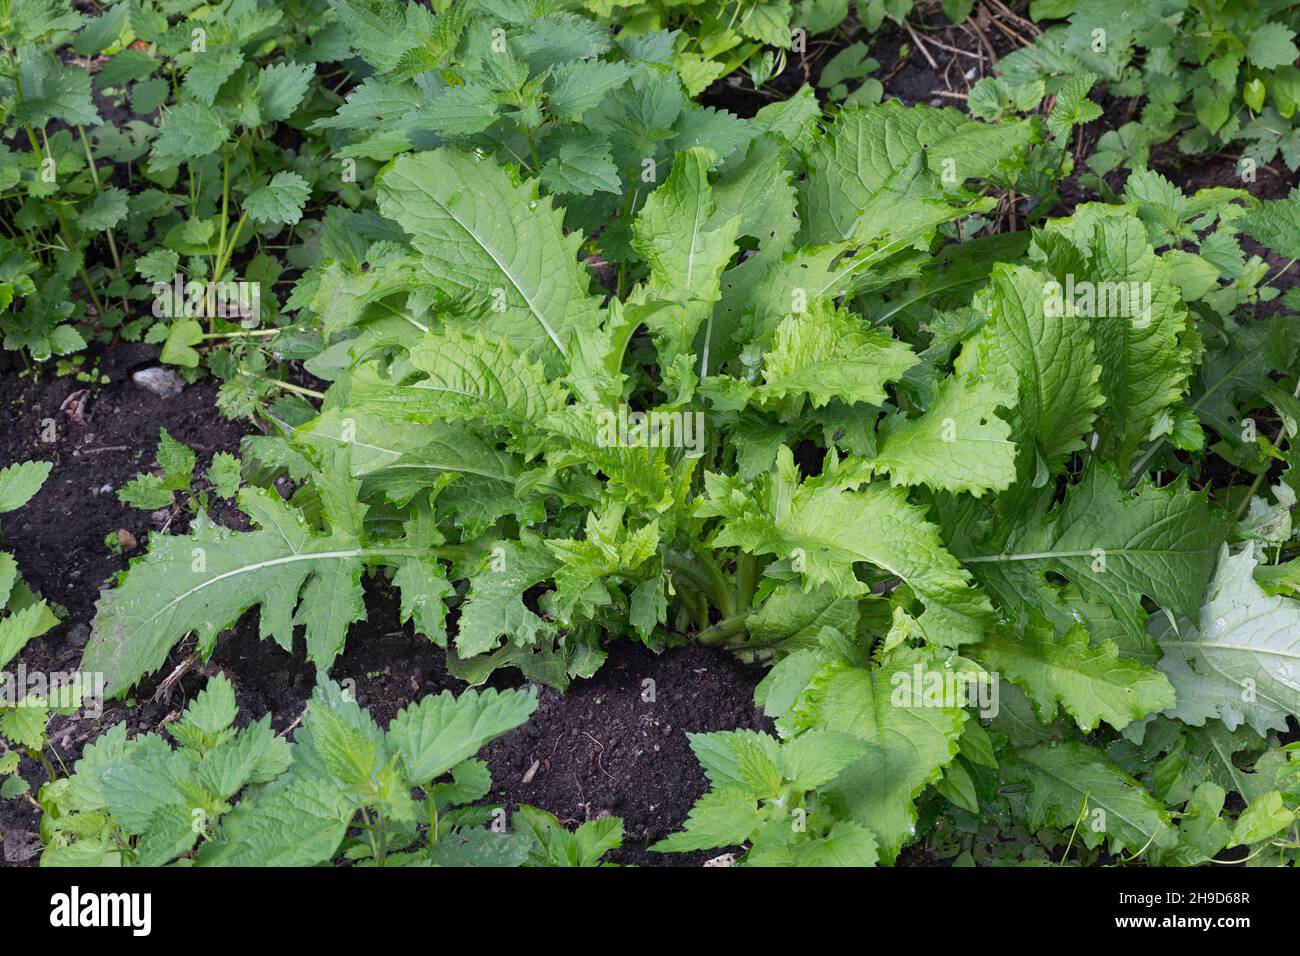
[998,0,1300,176]
[81,99,1037,697]
[0,0,338,373]
[91,109,1300,866]
[662,637,1300,866]
[117,427,241,512]
[0,459,63,799]
[38,672,621,866]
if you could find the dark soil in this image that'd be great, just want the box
[0,345,768,866]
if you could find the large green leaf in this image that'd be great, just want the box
[973,615,1175,732]
[957,263,1103,478]
[1006,741,1176,858]
[798,648,967,863]
[84,479,380,696]
[376,148,601,367]
[1154,544,1300,735]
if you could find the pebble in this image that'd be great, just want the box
[132,367,185,398]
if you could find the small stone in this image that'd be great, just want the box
[1,829,42,863]
[67,624,90,648]
[132,367,185,398]
[116,528,137,550]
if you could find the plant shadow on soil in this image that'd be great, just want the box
[0,344,770,867]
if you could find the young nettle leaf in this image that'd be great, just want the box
[1238,186,1300,259]
[0,459,52,514]
[244,171,311,226]
[0,461,57,681]
[207,452,242,499]
[42,672,575,867]
[12,49,100,127]
[652,724,876,865]
[117,428,197,511]
[149,101,231,168]
[515,805,624,867]
[387,685,538,784]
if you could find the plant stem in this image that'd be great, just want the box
[665,549,734,617]
[24,745,57,784]
[1235,375,1300,520]
[696,611,752,645]
[202,327,280,340]
[692,545,736,618]
[77,125,124,280]
[735,552,757,612]
[427,793,440,849]
[13,84,106,321]
[237,369,325,400]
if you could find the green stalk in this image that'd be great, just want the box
[237,369,324,400]
[201,327,281,340]
[696,610,752,646]
[13,73,106,321]
[1235,374,1300,520]
[665,549,734,616]
[214,147,231,302]
[691,545,736,618]
[25,746,58,783]
[210,213,247,289]
[427,793,440,849]
[734,552,757,612]
[77,125,124,279]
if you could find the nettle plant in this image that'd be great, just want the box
[578,0,980,94]
[38,673,622,866]
[307,0,794,274]
[117,427,242,513]
[0,460,67,799]
[0,0,341,374]
[997,0,1300,176]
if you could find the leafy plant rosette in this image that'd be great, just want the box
[78,89,1300,866]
